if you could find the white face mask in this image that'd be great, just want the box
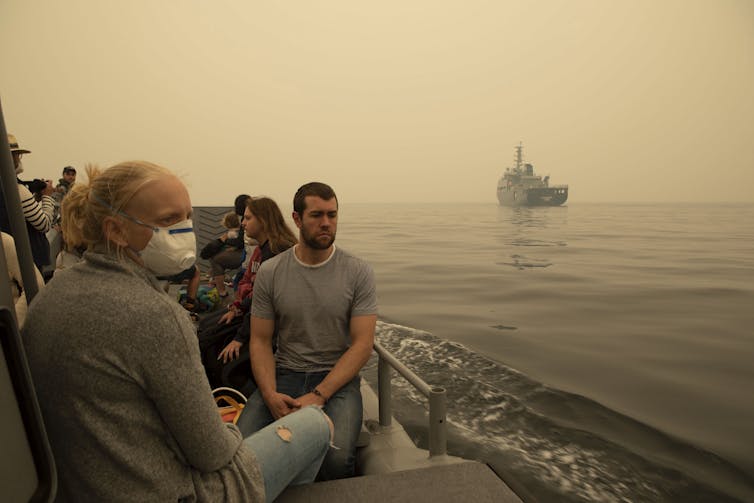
[139,219,197,276]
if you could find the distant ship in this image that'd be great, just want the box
[496,144,568,206]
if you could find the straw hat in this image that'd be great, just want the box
[8,134,31,154]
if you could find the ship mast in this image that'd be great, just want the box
[514,142,523,172]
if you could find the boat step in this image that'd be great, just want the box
[276,461,522,503]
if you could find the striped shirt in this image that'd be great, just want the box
[18,183,54,232]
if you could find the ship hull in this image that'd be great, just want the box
[497,186,568,207]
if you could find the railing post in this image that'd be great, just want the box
[428,387,447,457]
[377,355,392,426]
[374,341,449,456]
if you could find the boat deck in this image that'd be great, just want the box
[278,461,521,503]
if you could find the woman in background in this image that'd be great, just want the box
[212,197,297,378]
[197,196,296,393]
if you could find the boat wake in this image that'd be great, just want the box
[367,321,754,502]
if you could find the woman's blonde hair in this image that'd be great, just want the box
[247,197,297,254]
[222,211,240,230]
[63,161,173,253]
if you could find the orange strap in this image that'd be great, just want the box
[215,394,245,425]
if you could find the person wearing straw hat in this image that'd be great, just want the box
[0,134,55,270]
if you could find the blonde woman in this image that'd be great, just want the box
[23,162,332,502]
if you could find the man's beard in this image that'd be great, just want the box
[301,226,335,250]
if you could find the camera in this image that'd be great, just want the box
[19,178,48,195]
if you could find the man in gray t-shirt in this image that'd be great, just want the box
[237,182,378,480]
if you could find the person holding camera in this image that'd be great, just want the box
[0,134,55,270]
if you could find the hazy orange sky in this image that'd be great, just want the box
[1,0,752,205]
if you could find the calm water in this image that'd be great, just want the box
[335,202,754,502]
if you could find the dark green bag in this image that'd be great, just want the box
[200,238,223,259]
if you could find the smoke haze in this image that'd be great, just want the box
[1,0,752,204]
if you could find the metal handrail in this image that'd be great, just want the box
[373,340,447,457]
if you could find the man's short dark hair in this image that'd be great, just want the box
[293,182,337,215]
[63,166,76,175]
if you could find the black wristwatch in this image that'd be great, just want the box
[312,387,328,402]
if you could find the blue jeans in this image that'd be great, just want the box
[237,369,363,480]
[243,405,331,502]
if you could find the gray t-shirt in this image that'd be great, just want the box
[252,245,378,372]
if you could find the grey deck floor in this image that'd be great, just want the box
[276,461,522,503]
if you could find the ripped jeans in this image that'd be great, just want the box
[243,405,331,502]
[238,370,363,480]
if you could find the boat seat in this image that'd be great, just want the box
[0,307,56,502]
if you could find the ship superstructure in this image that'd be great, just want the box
[496,144,568,206]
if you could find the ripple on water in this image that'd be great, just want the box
[370,321,753,502]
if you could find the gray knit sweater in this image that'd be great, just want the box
[22,251,264,502]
